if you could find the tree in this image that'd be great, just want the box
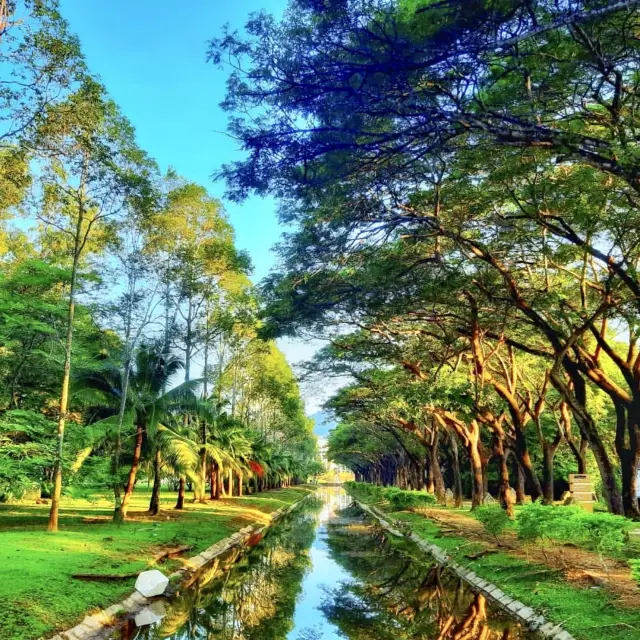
[30,77,156,530]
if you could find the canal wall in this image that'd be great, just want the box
[354,500,576,640]
[49,491,316,640]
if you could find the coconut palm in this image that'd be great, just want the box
[78,343,200,520]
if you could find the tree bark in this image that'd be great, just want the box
[430,429,446,504]
[175,476,185,510]
[448,431,464,508]
[148,450,162,516]
[226,469,233,496]
[121,424,144,518]
[495,437,514,517]
[48,211,83,532]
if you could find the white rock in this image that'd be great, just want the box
[135,569,169,597]
[134,601,167,627]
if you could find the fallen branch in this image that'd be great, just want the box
[465,549,499,560]
[72,572,137,581]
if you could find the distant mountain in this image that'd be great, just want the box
[310,410,336,437]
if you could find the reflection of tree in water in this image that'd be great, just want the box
[122,500,320,640]
[321,513,528,640]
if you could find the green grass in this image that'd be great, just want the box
[348,486,640,640]
[0,485,313,640]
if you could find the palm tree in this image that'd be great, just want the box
[78,344,199,520]
[191,402,254,500]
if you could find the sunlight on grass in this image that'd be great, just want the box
[0,486,313,640]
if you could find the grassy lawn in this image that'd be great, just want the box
[347,486,640,640]
[0,486,313,640]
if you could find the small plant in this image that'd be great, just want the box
[474,504,514,543]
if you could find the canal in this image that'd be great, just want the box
[112,487,535,639]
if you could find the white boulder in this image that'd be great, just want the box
[135,569,169,598]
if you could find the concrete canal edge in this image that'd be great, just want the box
[49,491,316,640]
[354,500,576,640]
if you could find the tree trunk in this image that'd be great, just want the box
[226,469,233,496]
[121,424,144,518]
[430,430,446,504]
[495,437,514,517]
[513,426,543,501]
[468,422,485,509]
[615,398,640,518]
[148,450,161,516]
[237,471,243,497]
[513,455,526,505]
[48,216,83,532]
[112,358,131,524]
[175,476,185,509]
[554,367,624,514]
[448,432,464,508]
[215,464,222,499]
[210,464,216,500]
[542,445,556,505]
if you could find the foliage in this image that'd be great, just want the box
[516,503,583,544]
[630,559,640,588]
[572,512,633,557]
[382,486,436,510]
[473,504,514,540]
[515,503,632,558]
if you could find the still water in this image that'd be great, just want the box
[112,488,534,640]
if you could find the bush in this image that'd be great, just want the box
[474,504,514,540]
[344,482,437,509]
[516,502,583,543]
[516,503,633,568]
[573,512,633,556]
[382,487,436,510]
[630,559,640,587]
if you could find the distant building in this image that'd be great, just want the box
[317,436,334,471]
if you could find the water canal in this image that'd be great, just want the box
[111,488,536,640]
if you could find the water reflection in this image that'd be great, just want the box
[113,488,534,640]
[322,503,530,639]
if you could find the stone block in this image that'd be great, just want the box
[507,600,525,614]
[135,569,169,597]
[516,606,535,621]
[539,622,561,637]
[529,615,547,630]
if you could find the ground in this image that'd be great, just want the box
[0,485,313,640]
[347,485,640,640]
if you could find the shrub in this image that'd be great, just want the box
[382,487,436,510]
[573,512,633,556]
[474,504,514,541]
[345,482,438,509]
[516,502,583,543]
[630,559,640,587]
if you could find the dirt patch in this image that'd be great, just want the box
[421,507,640,608]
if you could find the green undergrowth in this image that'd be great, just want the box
[0,486,313,640]
[347,485,640,640]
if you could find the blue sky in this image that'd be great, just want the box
[59,0,330,413]
[59,0,287,282]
